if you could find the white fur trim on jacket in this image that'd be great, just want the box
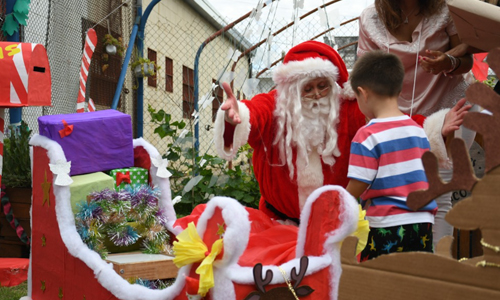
[214,102,250,161]
[273,57,339,85]
[423,108,452,169]
[342,80,357,101]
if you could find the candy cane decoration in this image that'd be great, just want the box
[88,98,96,112]
[77,28,97,113]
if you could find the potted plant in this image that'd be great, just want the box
[3,121,32,189]
[131,57,158,78]
[102,34,125,57]
[101,34,125,73]
[0,121,32,258]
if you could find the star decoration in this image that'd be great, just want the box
[217,222,226,238]
[151,155,172,178]
[49,160,73,186]
[58,287,63,299]
[41,235,46,247]
[41,281,46,292]
[42,171,52,207]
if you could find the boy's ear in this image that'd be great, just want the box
[357,86,369,103]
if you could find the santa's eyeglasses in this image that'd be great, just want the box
[302,85,331,100]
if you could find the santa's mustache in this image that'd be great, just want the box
[301,96,331,115]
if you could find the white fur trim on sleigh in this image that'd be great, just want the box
[273,57,339,85]
[423,108,452,169]
[133,138,178,233]
[214,102,251,161]
[29,134,186,300]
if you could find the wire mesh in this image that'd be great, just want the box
[0,0,135,134]
[141,0,361,161]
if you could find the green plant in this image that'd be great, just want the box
[3,121,32,188]
[131,57,158,77]
[148,105,260,217]
[483,76,498,89]
[102,33,125,57]
[0,281,27,299]
[130,47,160,89]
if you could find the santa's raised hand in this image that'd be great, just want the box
[221,82,241,125]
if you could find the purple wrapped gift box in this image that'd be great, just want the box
[38,109,134,176]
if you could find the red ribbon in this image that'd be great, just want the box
[58,120,74,138]
[116,171,131,186]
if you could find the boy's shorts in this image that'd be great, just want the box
[359,223,433,261]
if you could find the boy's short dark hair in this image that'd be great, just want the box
[350,50,404,98]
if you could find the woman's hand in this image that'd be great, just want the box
[442,98,472,137]
[220,82,241,125]
[419,49,451,75]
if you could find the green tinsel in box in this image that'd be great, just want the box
[74,185,172,259]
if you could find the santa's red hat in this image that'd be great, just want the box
[272,41,354,98]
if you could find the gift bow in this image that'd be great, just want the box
[173,222,223,297]
[58,120,74,138]
[352,205,370,256]
[116,171,131,186]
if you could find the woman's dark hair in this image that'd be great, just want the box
[375,0,445,30]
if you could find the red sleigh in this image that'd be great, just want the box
[29,130,359,299]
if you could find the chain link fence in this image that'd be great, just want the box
[141,0,360,161]
[1,0,136,134]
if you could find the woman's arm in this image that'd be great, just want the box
[444,34,473,75]
[419,34,473,76]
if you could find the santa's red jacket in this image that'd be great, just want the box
[214,90,442,222]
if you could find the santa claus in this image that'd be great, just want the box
[214,40,455,224]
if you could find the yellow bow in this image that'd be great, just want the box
[173,222,224,297]
[352,205,370,255]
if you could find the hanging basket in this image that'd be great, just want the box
[105,44,117,55]
[134,62,155,78]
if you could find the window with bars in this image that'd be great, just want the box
[212,79,222,122]
[147,48,157,88]
[182,65,194,119]
[165,56,173,92]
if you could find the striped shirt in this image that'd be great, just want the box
[348,115,437,228]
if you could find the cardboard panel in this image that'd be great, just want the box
[448,0,500,52]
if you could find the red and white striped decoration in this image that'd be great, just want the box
[77,28,97,113]
[88,98,96,112]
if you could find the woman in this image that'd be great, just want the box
[357,0,475,248]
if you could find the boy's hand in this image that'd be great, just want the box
[221,82,241,125]
[442,98,472,136]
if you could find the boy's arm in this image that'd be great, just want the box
[441,98,471,137]
[346,179,369,200]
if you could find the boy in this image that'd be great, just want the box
[346,50,437,260]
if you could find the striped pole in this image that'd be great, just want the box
[76,29,97,113]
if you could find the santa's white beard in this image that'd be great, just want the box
[273,84,341,179]
[297,96,331,153]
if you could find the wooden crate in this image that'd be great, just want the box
[106,252,178,280]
